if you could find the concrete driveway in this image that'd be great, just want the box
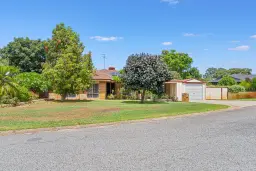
[193,100,256,108]
[1,106,256,171]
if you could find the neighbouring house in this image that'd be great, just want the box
[209,74,256,85]
[49,67,121,100]
[165,79,206,101]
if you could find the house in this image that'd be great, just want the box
[210,74,256,85]
[165,79,206,101]
[48,67,121,100]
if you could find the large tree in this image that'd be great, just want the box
[122,53,172,103]
[185,67,202,79]
[161,50,193,78]
[0,37,46,73]
[43,23,93,101]
[228,68,252,75]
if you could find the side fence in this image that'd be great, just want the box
[206,87,228,100]
[228,92,256,100]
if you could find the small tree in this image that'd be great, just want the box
[43,23,93,101]
[218,75,236,86]
[122,53,172,103]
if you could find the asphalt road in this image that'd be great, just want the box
[1,107,256,171]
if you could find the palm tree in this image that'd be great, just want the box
[0,66,19,98]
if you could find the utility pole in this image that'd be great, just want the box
[102,54,106,69]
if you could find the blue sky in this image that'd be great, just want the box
[0,0,256,74]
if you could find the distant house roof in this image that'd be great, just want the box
[93,67,120,81]
[210,74,256,83]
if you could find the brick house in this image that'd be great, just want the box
[48,67,121,100]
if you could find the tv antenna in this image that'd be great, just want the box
[102,54,106,69]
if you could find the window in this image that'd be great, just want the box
[87,84,99,98]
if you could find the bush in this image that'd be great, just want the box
[107,94,115,100]
[218,76,237,86]
[17,86,32,102]
[228,85,246,93]
[0,95,19,106]
[252,78,256,90]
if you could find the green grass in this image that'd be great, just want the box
[0,100,228,131]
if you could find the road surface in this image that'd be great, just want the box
[0,107,256,171]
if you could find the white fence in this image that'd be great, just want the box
[206,87,228,100]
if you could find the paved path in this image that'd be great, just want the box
[193,100,256,108]
[1,107,256,171]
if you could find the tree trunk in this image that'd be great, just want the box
[140,90,146,103]
[60,94,66,102]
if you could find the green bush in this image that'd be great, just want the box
[252,78,256,90]
[218,76,237,86]
[0,95,19,106]
[17,86,32,102]
[228,85,246,93]
[107,94,115,100]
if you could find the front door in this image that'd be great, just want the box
[106,83,115,97]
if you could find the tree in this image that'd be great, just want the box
[84,51,94,72]
[43,23,93,101]
[228,68,252,75]
[170,71,182,80]
[218,75,237,86]
[204,67,218,80]
[186,67,202,79]
[0,37,46,73]
[240,80,252,90]
[0,66,20,98]
[122,53,172,103]
[161,50,193,78]
[14,72,50,93]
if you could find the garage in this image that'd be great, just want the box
[185,84,203,100]
[165,79,206,101]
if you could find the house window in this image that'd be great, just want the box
[87,84,99,98]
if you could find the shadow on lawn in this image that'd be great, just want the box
[49,100,94,103]
[121,100,168,104]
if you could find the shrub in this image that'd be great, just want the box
[252,78,256,90]
[107,94,115,100]
[240,80,252,91]
[218,75,237,86]
[17,86,32,102]
[228,85,246,93]
[0,95,19,106]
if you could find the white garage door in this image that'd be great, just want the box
[185,84,203,100]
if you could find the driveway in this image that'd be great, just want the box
[1,107,256,171]
[193,100,256,108]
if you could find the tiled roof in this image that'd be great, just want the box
[93,69,119,80]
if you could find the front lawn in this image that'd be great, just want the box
[0,100,228,131]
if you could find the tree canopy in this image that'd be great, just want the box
[161,50,193,79]
[185,67,202,79]
[122,53,171,103]
[43,23,93,101]
[218,75,237,86]
[0,37,46,73]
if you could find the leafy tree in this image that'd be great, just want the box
[162,50,193,78]
[43,23,93,101]
[0,37,46,73]
[204,67,218,80]
[122,53,172,103]
[186,67,202,79]
[14,72,50,93]
[84,51,94,72]
[228,68,252,75]
[0,58,9,66]
[0,66,20,98]
[170,71,182,80]
[218,75,237,86]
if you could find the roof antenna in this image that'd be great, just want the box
[102,54,106,69]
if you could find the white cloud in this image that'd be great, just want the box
[204,49,209,51]
[161,0,180,5]
[90,36,123,41]
[228,45,250,51]
[162,42,173,46]
[183,33,198,37]
[230,40,240,43]
[250,35,256,39]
